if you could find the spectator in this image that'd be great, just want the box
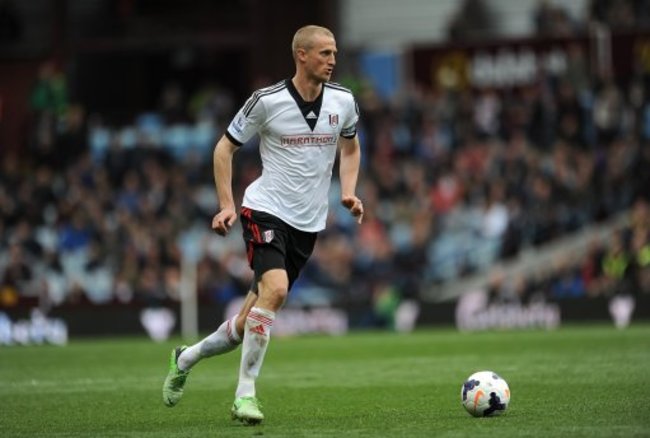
[29,61,68,119]
[4,28,650,318]
[601,232,632,295]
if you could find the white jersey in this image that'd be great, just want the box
[225,79,359,232]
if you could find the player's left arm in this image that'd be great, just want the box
[338,135,363,224]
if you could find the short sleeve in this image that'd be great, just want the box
[340,97,359,139]
[225,92,266,146]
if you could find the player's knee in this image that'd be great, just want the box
[268,287,288,307]
[257,286,287,310]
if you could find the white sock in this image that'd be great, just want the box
[235,307,275,398]
[177,314,242,371]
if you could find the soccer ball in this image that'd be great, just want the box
[460,370,510,417]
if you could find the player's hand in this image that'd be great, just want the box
[212,208,238,236]
[341,196,364,224]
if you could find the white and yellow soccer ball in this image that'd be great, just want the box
[460,370,510,417]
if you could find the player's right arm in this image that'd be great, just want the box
[212,135,239,236]
[212,87,266,235]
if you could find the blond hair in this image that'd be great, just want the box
[291,25,334,59]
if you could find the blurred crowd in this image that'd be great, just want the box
[2,4,650,320]
[483,198,650,305]
[448,0,650,42]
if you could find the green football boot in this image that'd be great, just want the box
[162,346,189,407]
[231,396,264,425]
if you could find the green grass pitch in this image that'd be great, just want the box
[1,324,649,437]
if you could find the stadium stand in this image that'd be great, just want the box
[1,0,649,331]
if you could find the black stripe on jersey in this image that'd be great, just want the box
[340,128,357,139]
[325,81,359,131]
[325,81,359,116]
[242,80,284,113]
[324,82,353,94]
[243,81,287,117]
[225,130,243,147]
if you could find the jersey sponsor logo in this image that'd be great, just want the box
[329,114,339,128]
[280,134,337,147]
[232,114,246,134]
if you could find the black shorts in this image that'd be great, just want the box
[240,207,317,293]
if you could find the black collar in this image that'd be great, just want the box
[285,79,324,131]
